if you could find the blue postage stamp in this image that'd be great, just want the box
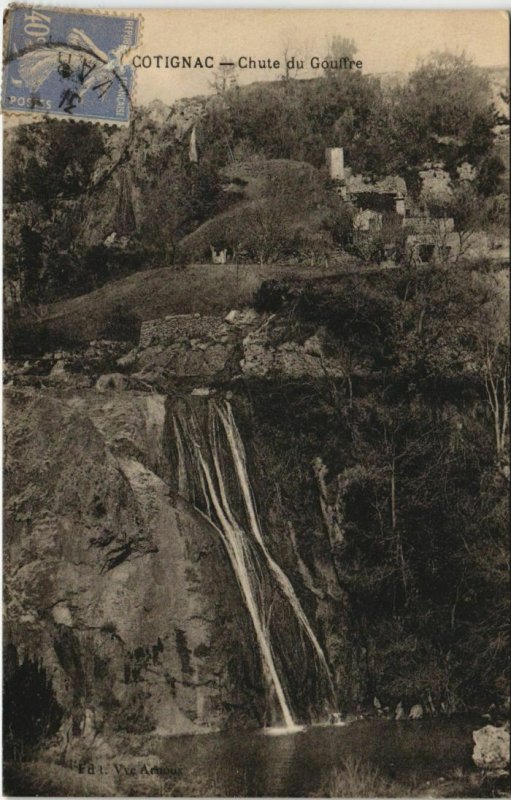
[2,7,140,122]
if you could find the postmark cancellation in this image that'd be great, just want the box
[2,6,140,123]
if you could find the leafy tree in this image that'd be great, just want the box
[427,182,484,262]
[4,120,107,305]
[248,261,509,708]
[241,195,289,266]
[324,36,359,76]
[463,109,497,164]
[405,52,492,139]
[238,166,341,264]
[4,120,105,206]
[476,154,506,196]
[392,52,495,172]
[138,163,190,265]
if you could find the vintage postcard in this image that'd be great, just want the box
[2,6,510,797]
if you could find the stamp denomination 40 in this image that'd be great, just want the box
[2,7,140,122]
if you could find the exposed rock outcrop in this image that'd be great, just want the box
[4,389,264,746]
[473,725,510,771]
[95,373,129,392]
[134,309,347,382]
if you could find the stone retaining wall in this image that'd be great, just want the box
[139,314,225,349]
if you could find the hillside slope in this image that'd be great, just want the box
[37,263,302,343]
[39,265,260,342]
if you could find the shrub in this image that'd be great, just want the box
[318,756,408,798]
[3,313,81,358]
[253,279,293,312]
[100,306,142,343]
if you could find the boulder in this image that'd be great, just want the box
[131,369,166,389]
[473,725,510,771]
[225,310,238,324]
[224,308,258,327]
[116,349,138,369]
[236,308,258,326]
[49,360,68,378]
[95,373,128,392]
[48,361,93,388]
[409,703,424,719]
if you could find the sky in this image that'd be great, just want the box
[0,8,508,127]
[128,9,509,105]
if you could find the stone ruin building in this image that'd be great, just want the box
[326,146,460,265]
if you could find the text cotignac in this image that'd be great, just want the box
[132,55,363,70]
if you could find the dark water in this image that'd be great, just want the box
[157,718,476,797]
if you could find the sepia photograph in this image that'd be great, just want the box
[2,7,510,797]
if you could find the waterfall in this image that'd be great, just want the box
[216,403,334,685]
[172,400,334,729]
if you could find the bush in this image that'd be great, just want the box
[318,756,409,798]
[3,313,81,358]
[253,279,293,312]
[100,306,142,343]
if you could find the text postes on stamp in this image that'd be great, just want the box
[2,7,140,123]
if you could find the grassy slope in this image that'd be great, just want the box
[40,252,365,344]
[29,259,509,347]
[40,262,348,343]
[178,159,330,261]
[40,264,259,342]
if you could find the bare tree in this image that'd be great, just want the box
[483,344,509,463]
[242,201,286,266]
[323,36,358,76]
[281,36,306,81]
[210,58,238,95]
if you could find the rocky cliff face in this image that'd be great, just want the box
[4,388,266,753]
[4,303,364,755]
[132,308,348,385]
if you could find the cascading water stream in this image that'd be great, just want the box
[173,414,295,728]
[216,402,334,690]
[172,400,335,730]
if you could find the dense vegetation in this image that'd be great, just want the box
[242,262,509,711]
[4,53,508,307]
